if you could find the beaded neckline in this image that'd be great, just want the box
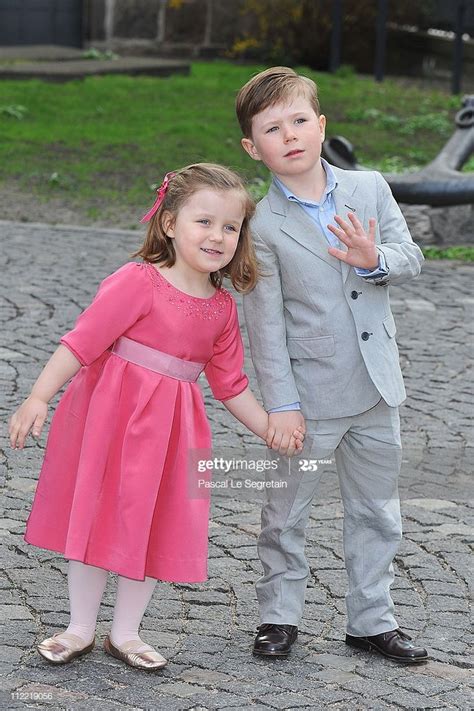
[138,261,230,320]
[141,262,219,301]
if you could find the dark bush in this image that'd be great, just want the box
[233,0,435,71]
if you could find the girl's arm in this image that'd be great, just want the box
[223,386,304,456]
[9,344,82,449]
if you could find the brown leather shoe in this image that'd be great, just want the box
[253,624,298,657]
[346,628,429,663]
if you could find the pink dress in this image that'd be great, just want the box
[24,262,249,582]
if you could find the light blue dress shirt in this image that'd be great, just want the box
[268,160,389,414]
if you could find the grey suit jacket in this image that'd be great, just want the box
[243,166,424,420]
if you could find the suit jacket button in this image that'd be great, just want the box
[351,290,359,299]
[361,331,370,341]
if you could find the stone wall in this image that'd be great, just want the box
[401,204,474,246]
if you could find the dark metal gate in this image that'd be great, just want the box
[0,0,83,47]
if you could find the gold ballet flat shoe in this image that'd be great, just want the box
[103,635,167,671]
[37,632,95,664]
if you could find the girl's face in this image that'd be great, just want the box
[164,188,245,277]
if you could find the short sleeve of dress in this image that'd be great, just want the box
[60,262,153,366]
[204,294,249,401]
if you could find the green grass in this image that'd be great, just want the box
[0,60,472,216]
[422,246,474,262]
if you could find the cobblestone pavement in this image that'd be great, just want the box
[0,221,472,711]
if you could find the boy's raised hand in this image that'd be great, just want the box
[9,396,48,450]
[327,213,379,270]
[266,411,306,457]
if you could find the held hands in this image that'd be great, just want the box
[288,425,305,456]
[9,396,48,450]
[266,411,306,457]
[327,212,379,270]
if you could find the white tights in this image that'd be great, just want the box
[60,560,157,652]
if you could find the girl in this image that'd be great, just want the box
[9,163,304,671]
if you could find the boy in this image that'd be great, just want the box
[236,67,428,663]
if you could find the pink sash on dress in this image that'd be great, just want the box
[112,336,205,382]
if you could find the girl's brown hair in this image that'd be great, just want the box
[132,163,259,293]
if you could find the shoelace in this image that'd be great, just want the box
[383,628,413,642]
[257,624,295,635]
[395,628,412,641]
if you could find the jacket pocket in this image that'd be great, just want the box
[287,335,335,359]
[383,314,397,338]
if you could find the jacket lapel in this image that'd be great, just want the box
[267,172,369,282]
[268,181,342,273]
[332,175,367,283]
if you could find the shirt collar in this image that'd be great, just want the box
[273,158,338,207]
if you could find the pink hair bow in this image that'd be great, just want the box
[140,171,176,223]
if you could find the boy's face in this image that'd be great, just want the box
[241,95,326,182]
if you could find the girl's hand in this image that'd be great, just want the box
[294,425,305,441]
[286,425,305,458]
[266,411,306,453]
[9,396,48,450]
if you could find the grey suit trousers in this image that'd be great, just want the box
[257,398,402,637]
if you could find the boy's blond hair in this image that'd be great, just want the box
[236,66,320,138]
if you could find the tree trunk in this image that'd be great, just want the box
[156,0,167,44]
[203,0,213,45]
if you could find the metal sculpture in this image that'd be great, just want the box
[322,95,474,206]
